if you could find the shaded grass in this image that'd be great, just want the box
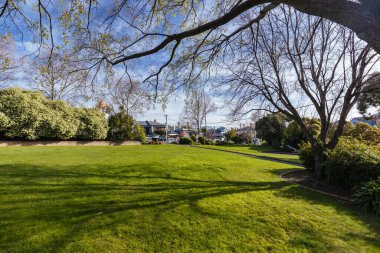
[0,145,379,252]
[199,144,302,164]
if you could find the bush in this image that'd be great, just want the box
[75,108,108,140]
[179,137,193,144]
[354,178,380,216]
[190,135,197,142]
[198,136,206,144]
[134,124,146,142]
[325,137,380,189]
[298,142,315,171]
[107,112,134,141]
[0,88,80,140]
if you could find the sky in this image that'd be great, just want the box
[4,1,379,129]
[10,34,377,129]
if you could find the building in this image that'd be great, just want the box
[136,120,166,136]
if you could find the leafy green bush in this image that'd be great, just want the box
[107,112,134,141]
[190,135,197,142]
[354,178,380,215]
[179,137,193,145]
[75,108,108,140]
[198,136,206,144]
[325,137,380,189]
[134,124,146,142]
[298,142,315,171]
[0,88,108,140]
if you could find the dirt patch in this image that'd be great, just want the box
[281,170,353,201]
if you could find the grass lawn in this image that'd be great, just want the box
[0,145,379,252]
[198,144,302,165]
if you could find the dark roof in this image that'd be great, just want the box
[137,120,165,127]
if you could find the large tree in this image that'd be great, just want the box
[0,1,379,73]
[222,7,379,178]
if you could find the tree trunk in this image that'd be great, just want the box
[311,142,327,179]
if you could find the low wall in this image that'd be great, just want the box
[0,140,141,147]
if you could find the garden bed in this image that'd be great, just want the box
[281,170,352,201]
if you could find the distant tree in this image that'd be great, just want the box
[285,119,321,148]
[107,112,135,141]
[357,73,380,116]
[0,34,17,86]
[255,114,287,148]
[224,129,237,142]
[182,90,217,133]
[103,77,149,117]
[28,50,86,101]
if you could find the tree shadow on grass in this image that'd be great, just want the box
[0,163,379,252]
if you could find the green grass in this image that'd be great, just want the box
[0,145,379,252]
[198,144,302,164]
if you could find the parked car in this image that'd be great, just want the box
[284,145,298,153]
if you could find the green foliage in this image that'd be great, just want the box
[343,122,380,146]
[134,124,146,142]
[284,119,321,148]
[179,137,193,144]
[107,112,134,141]
[325,137,380,189]
[298,142,315,170]
[354,177,380,216]
[0,88,108,140]
[198,135,206,144]
[190,134,197,142]
[154,129,166,136]
[224,129,237,142]
[75,108,108,140]
[357,73,380,115]
[42,100,80,140]
[255,113,287,147]
[0,111,9,131]
[284,121,305,147]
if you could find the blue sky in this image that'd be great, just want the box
[5,1,378,128]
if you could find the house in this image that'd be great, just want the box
[174,128,193,138]
[136,120,166,136]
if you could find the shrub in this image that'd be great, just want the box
[198,136,206,144]
[344,122,380,146]
[354,178,380,215]
[298,142,315,171]
[179,137,193,145]
[190,135,197,142]
[75,108,108,140]
[255,113,287,147]
[107,112,134,141]
[0,88,110,140]
[134,124,146,142]
[325,137,380,189]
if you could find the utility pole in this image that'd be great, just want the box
[164,114,168,143]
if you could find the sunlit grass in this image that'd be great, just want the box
[0,145,379,252]
[198,144,302,164]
